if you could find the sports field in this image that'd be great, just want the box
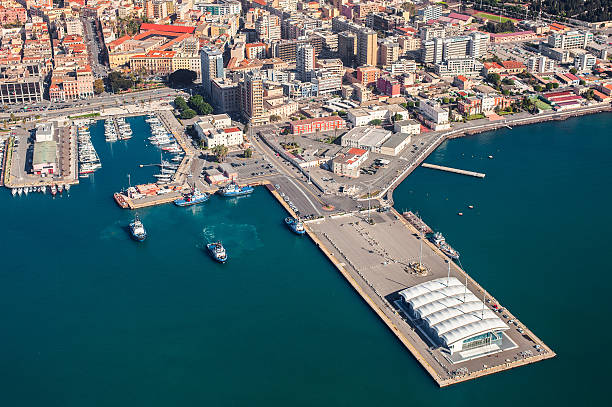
[475,12,519,23]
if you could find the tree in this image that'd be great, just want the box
[174,96,188,111]
[369,119,382,126]
[552,82,559,89]
[579,79,586,86]
[407,101,415,108]
[187,95,213,115]
[487,73,501,86]
[244,148,253,158]
[212,145,228,162]
[545,83,554,90]
[108,71,134,93]
[269,114,281,122]
[9,113,16,122]
[168,69,197,88]
[502,78,515,86]
[181,108,197,119]
[442,97,449,104]
[570,67,578,75]
[534,85,543,92]
[392,113,403,122]
[94,79,105,95]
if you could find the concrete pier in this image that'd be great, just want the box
[264,185,555,387]
[421,163,485,178]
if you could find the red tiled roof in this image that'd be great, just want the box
[448,12,472,21]
[501,60,525,70]
[139,23,195,34]
[223,127,240,133]
[348,147,367,156]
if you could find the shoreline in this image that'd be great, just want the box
[383,105,612,203]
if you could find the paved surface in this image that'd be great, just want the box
[305,211,555,386]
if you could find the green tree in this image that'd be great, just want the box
[545,83,554,90]
[392,113,403,122]
[487,73,501,86]
[569,67,578,75]
[442,97,449,104]
[552,82,559,89]
[181,108,197,119]
[269,114,281,122]
[94,79,105,95]
[579,79,586,86]
[168,69,197,88]
[534,85,543,92]
[244,148,253,158]
[369,119,382,126]
[212,145,228,162]
[9,113,16,122]
[174,96,188,111]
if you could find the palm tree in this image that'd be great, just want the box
[212,145,228,162]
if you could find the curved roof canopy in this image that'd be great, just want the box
[399,277,509,347]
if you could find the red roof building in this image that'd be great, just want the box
[139,23,195,34]
[290,116,346,135]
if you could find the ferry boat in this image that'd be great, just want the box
[129,215,147,241]
[430,232,459,260]
[207,242,227,263]
[174,188,209,207]
[218,183,254,197]
[284,217,305,235]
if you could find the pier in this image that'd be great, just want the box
[264,185,555,387]
[421,163,486,178]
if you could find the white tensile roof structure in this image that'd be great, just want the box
[399,277,509,348]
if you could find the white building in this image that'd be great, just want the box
[399,277,510,356]
[194,114,242,148]
[331,147,369,178]
[574,53,596,72]
[36,122,54,142]
[394,119,421,135]
[341,127,392,153]
[346,107,387,126]
[527,55,556,73]
[419,100,450,131]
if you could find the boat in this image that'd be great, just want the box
[129,215,147,241]
[57,184,64,194]
[17,187,22,196]
[11,188,16,196]
[42,186,47,194]
[50,185,57,196]
[430,232,460,260]
[285,217,305,235]
[174,188,209,207]
[218,183,254,197]
[24,187,28,196]
[65,184,70,192]
[207,242,227,263]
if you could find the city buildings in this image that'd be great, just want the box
[290,116,346,135]
[201,46,225,95]
[0,63,44,104]
[547,30,593,50]
[331,147,368,178]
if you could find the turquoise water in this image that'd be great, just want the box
[1,114,610,405]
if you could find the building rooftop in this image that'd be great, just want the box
[33,141,57,165]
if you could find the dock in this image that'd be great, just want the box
[264,185,554,387]
[421,163,485,178]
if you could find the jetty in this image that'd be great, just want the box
[421,163,485,178]
[264,183,554,387]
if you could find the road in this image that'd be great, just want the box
[1,87,189,117]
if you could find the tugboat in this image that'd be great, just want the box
[207,241,227,263]
[218,183,254,197]
[129,215,147,241]
[174,188,209,207]
[430,232,459,260]
[284,217,305,235]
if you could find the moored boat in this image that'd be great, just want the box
[284,217,305,235]
[430,232,459,260]
[218,183,254,197]
[174,188,209,207]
